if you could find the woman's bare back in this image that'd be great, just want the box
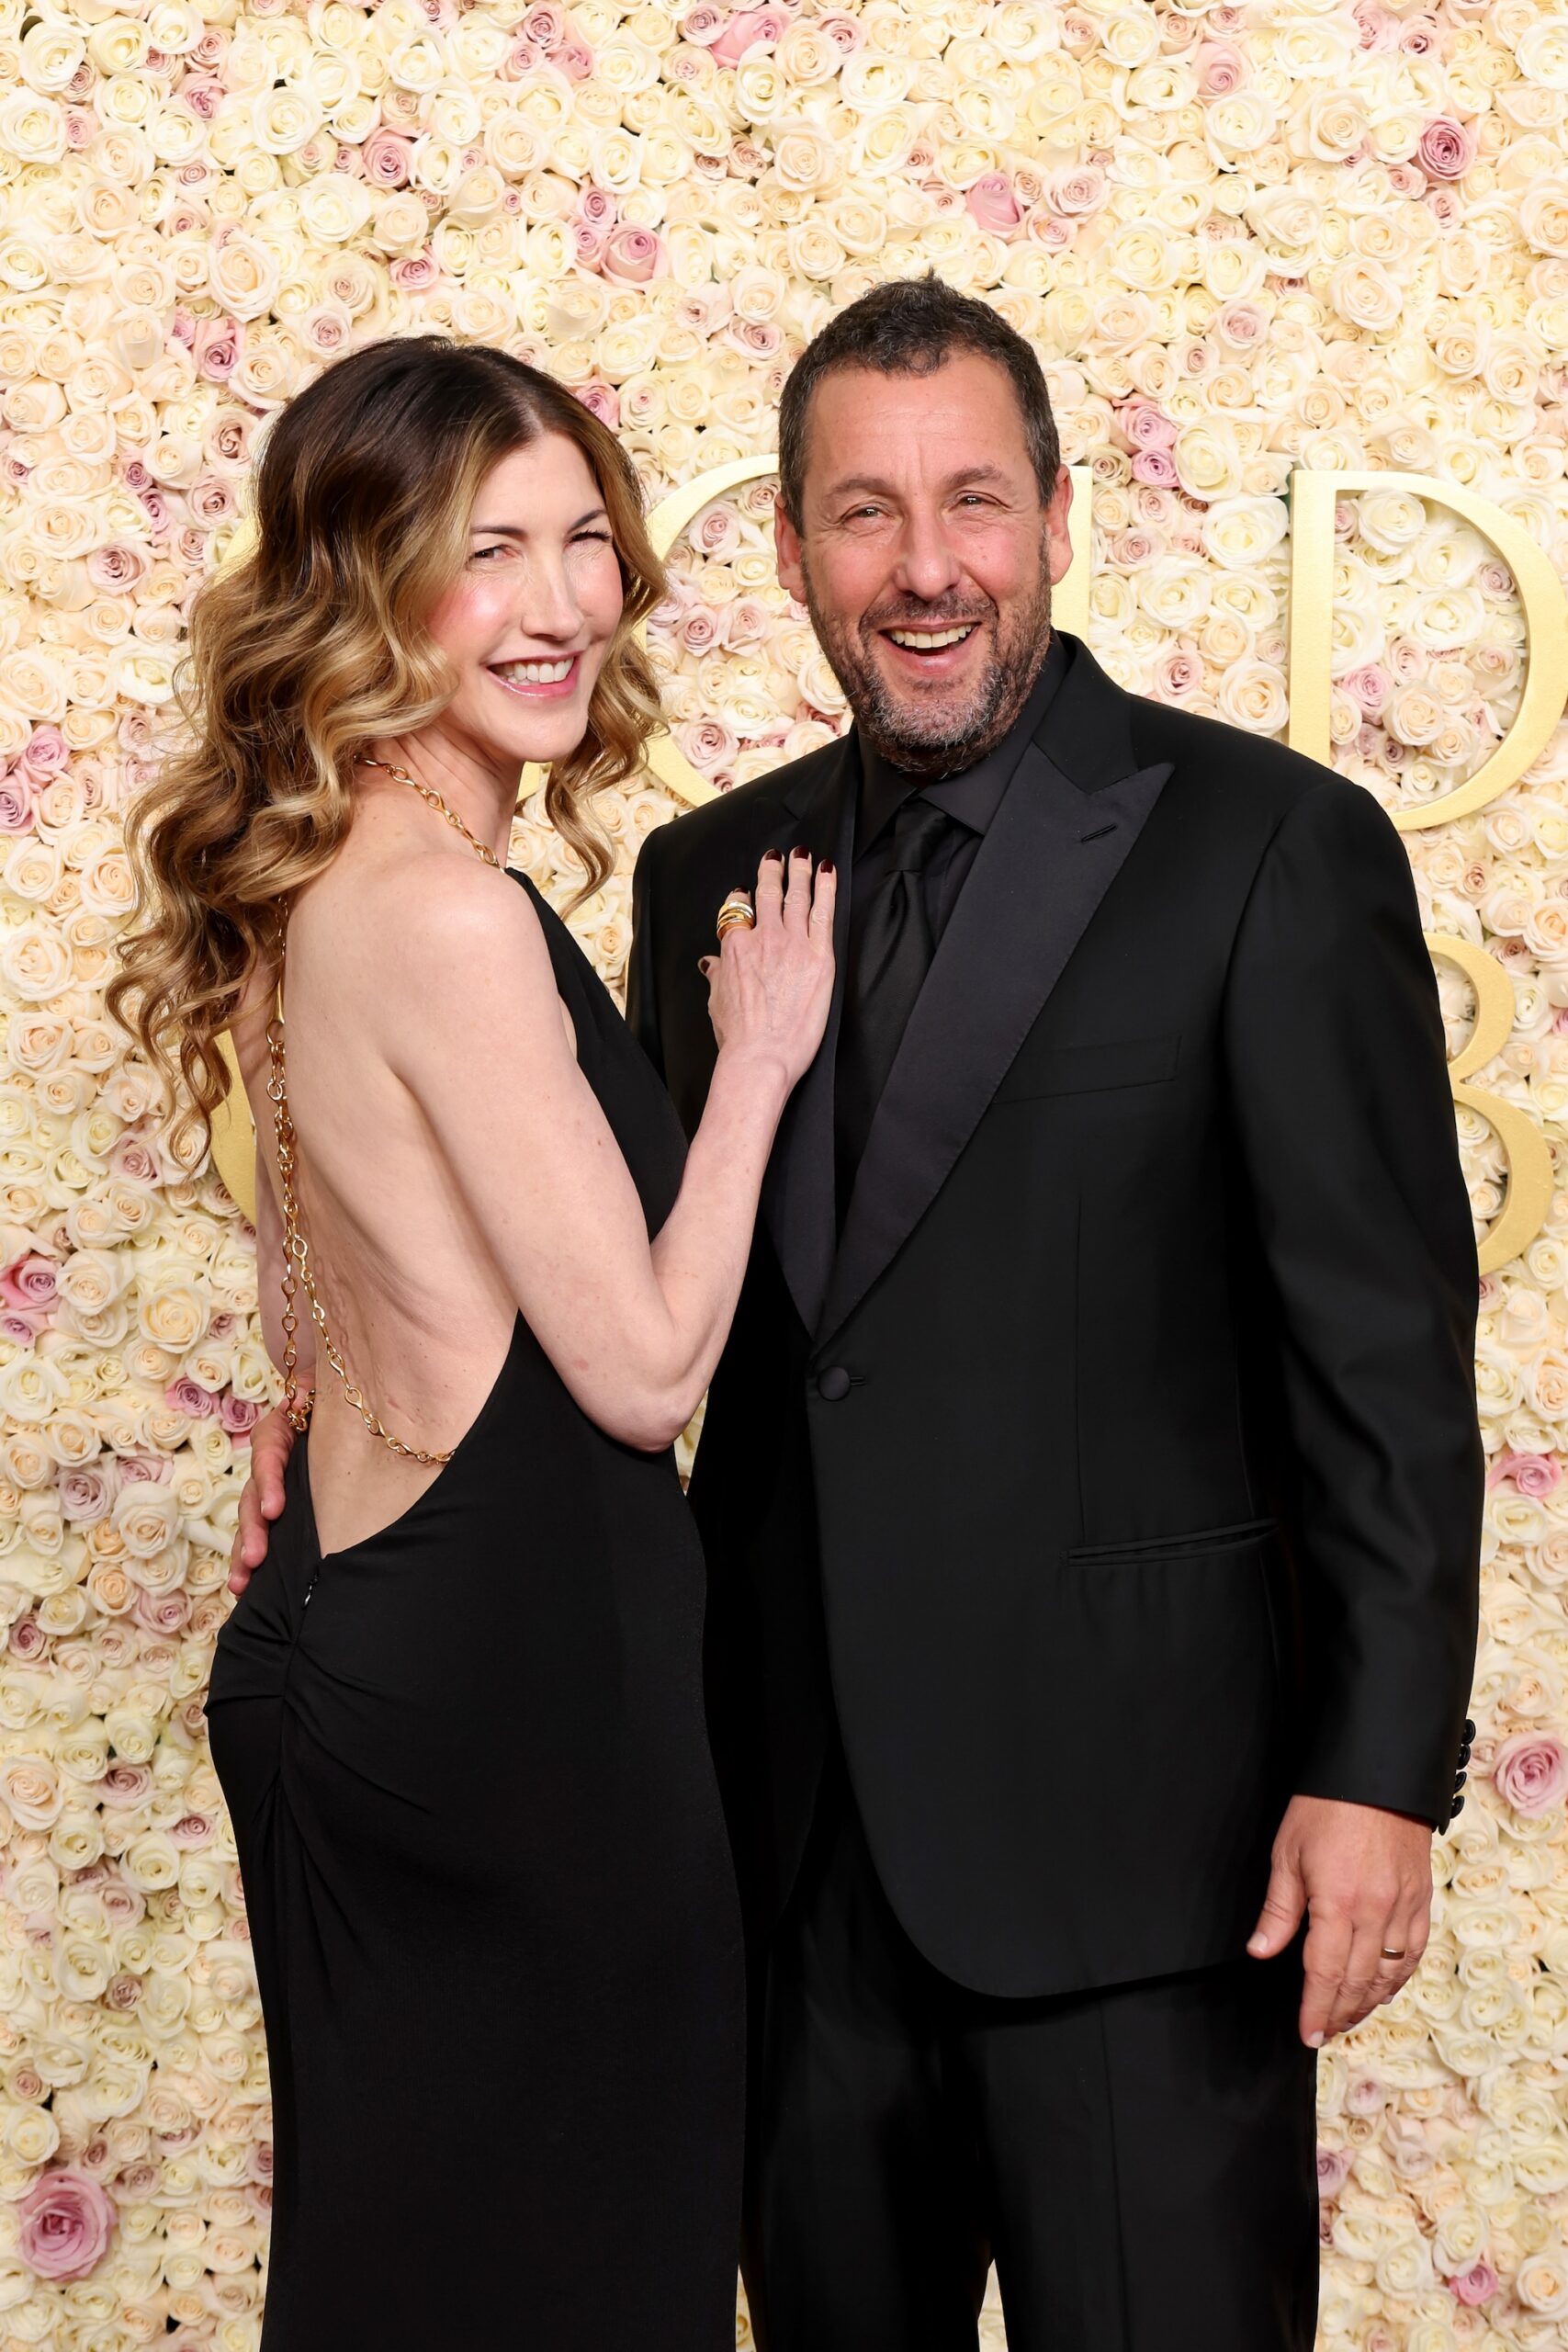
[231,801,576,1558]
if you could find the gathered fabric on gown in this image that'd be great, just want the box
[205,869,745,2348]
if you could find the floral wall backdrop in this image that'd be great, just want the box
[0,0,1567,2344]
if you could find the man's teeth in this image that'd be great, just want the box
[887,626,976,650]
[493,658,574,684]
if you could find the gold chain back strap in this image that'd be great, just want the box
[263,756,502,1464]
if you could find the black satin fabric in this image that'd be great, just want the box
[206,872,743,2349]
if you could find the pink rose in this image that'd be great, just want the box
[88,541,147,590]
[1132,448,1179,488]
[17,2169,116,2282]
[712,7,788,67]
[679,607,722,653]
[1344,663,1391,716]
[1049,164,1107,219]
[135,1589,192,1635]
[361,127,413,187]
[194,317,240,382]
[1353,2,1400,53]
[572,380,619,428]
[1195,43,1247,96]
[1489,1450,1560,1496]
[1450,2262,1498,2307]
[966,173,1021,233]
[558,39,593,77]
[389,253,439,290]
[818,12,863,54]
[1419,118,1476,180]
[682,4,729,44]
[523,1,567,43]
[8,1618,47,1659]
[20,727,68,781]
[1122,401,1179,451]
[1493,1732,1568,1816]
[0,775,34,831]
[0,1256,57,1309]
[1315,2146,1351,2197]
[602,226,667,285]
[99,1763,154,1808]
[166,1377,218,1419]
[59,1466,113,1526]
[1156,652,1201,698]
[220,1393,262,1438]
[578,187,616,232]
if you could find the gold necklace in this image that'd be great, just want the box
[354,753,502,866]
[265,760,504,1459]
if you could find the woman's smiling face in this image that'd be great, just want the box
[426,433,626,775]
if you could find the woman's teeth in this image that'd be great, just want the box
[887,626,976,650]
[491,658,574,684]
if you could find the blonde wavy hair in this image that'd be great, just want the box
[109,335,666,1144]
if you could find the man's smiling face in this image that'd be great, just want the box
[773,350,1075,779]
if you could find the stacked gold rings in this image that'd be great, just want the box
[716,895,756,942]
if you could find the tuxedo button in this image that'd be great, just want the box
[817,1366,852,1402]
[1461,1717,1476,1742]
[1450,1793,1466,1820]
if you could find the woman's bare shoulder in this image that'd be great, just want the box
[311,842,554,994]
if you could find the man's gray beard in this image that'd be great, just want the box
[801,557,1054,782]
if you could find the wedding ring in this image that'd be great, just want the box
[716,896,756,941]
[1380,1946,1406,1961]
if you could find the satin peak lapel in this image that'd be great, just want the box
[818,743,1175,1345]
[758,740,857,1335]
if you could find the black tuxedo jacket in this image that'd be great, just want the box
[627,630,1482,2000]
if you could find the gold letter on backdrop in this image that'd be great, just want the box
[1425,934,1555,1276]
[1287,469,1568,831]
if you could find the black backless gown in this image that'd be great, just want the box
[205,871,744,2347]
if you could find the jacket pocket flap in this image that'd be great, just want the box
[1067,1516,1278,1566]
[995,1032,1180,1102]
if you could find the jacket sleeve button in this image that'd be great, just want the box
[817,1366,852,1402]
[1450,1793,1466,1820]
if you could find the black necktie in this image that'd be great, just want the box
[836,795,955,1216]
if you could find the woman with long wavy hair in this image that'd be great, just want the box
[110,336,835,2346]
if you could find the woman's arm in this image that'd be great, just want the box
[383,844,833,1451]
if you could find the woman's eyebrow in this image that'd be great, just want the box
[469,507,610,537]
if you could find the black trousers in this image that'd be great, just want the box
[742,1748,1319,2352]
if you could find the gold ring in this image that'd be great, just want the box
[1380,1947,1406,1961]
[716,899,756,941]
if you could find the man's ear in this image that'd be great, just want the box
[1046,465,1075,591]
[773,492,806,604]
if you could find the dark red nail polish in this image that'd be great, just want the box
[819,859,835,875]
[792,844,810,860]
[763,847,784,862]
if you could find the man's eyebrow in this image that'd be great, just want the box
[820,465,1016,503]
[469,507,609,537]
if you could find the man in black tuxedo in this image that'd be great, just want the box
[626,277,1482,2349]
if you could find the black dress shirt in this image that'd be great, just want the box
[846,629,1071,977]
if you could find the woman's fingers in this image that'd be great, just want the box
[808,858,837,941]
[754,848,784,923]
[783,843,813,927]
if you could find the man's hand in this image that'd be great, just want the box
[1247,1792,1433,2048]
[228,1404,297,1595]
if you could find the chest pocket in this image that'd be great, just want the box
[992,1032,1181,1105]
